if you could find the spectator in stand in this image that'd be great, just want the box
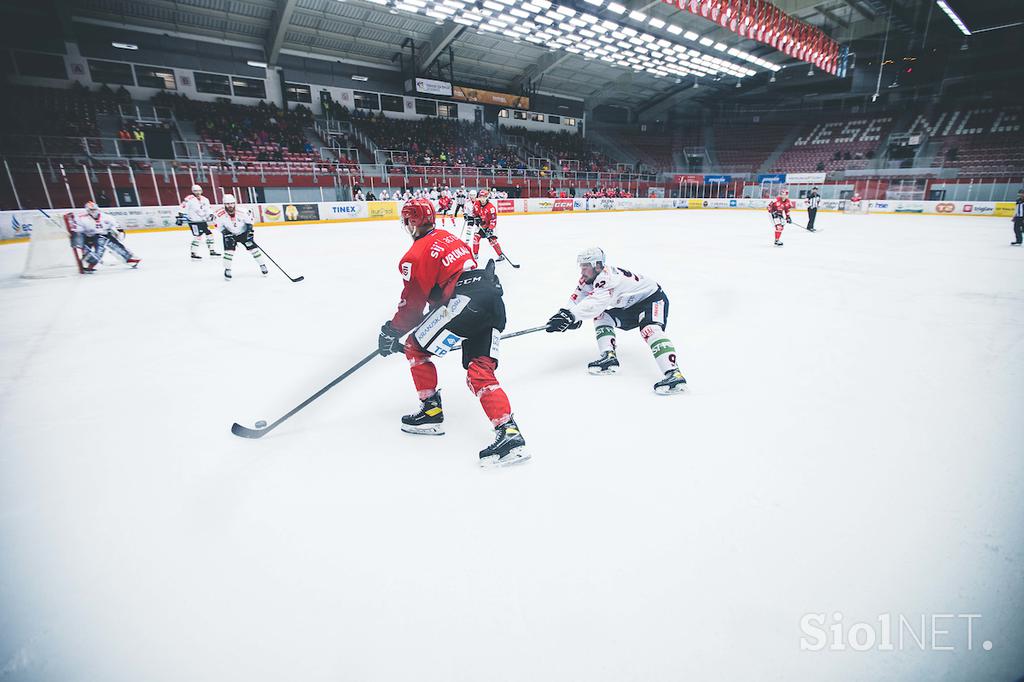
[97,190,111,207]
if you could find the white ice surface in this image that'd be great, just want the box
[0,210,1022,681]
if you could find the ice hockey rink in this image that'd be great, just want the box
[0,208,1022,681]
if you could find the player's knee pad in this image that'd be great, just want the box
[466,356,499,397]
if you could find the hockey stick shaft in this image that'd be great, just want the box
[451,325,546,351]
[231,349,380,438]
[256,243,304,282]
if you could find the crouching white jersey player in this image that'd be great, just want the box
[545,247,687,394]
[216,195,267,281]
[74,201,140,273]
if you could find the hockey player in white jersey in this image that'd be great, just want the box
[379,189,390,201]
[73,201,140,272]
[177,184,220,260]
[546,247,686,394]
[215,195,267,281]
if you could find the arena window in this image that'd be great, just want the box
[531,113,546,122]
[88,59,134,86]
[513,110,527,120]
[231,76,266,98]
[194,72,231,95]
[381,94,404,112]
[134,65,177,90]
[548,114,561,124]
[355,91,381,110]
[285,82,312,103]
[438,102,458,118]
[13,51,67,80]
[415,99,438,116]
[498,109,510,118]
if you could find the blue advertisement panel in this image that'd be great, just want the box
[703,175,732,183]
[757,174,786,183]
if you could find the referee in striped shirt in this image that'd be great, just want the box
[806,187,821,232]
[1013,188,1023,246]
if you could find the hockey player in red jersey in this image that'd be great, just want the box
[767,189,795,246]
[437,191,454,228]
[469,190,506,262]
[377,198,528,467]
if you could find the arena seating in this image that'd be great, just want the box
[0,84,128,137]
[770,114,895,173]
[712,120,791,174]
[351,114,526,172]
[501,126,616,173]
[152,93,320,165]
[906,105,1024,175]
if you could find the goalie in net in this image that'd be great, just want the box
[21,202,139,279]
[843,192,868,215]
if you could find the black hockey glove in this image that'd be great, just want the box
[378,321,404,357]
[546,308,582,333]
[786,215,792,223]
[175,213,186,226]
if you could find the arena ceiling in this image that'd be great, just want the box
[60,0,961,110]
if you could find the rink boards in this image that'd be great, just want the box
[0,196,1014,243]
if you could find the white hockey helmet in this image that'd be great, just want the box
[84,200,99,218]
[192,184,203,194]
[577,247,606,267]
[222,194,236,210]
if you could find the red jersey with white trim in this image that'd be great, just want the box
[767,197,794,216]
[439,194,453,211]
[472,200,497,230]
[391,228,477,332]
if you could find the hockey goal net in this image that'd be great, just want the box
[21,211,83,278]
[843,199,868,215]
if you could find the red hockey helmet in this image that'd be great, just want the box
[477,189,490,201]
[401,198,436,238]
[780,188,790,197]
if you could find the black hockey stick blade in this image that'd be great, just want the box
[499,255,521,269]
[231,349,380,438]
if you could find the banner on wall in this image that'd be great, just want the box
[758,174,787,183]
[284,203,321,221]
[411,77,453,97]
[452,85,529,109]
[367,201,398,220]
[261,205,283,222]
[703,175,732,184]
[496,199,516,214]
[785,172,826,184]
[995,202,1016,217]
[674,174,703,184]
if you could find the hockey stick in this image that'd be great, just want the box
[232,325,547,438]
[450,325,546,351]
[256,243,304,282]
[498,253,521,269]
[231,349,380,438]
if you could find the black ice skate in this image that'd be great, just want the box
[224,269,232,280]
[653,369,687,395]
[209,249,222,256]
[806,226,816,232]
[1012,241,1022,246]
[401,392,444,435]
[587,350,620,375]
[191,253,203,260]
[260,264,269,276]
[774,239,784,247]
[479,417,529,468]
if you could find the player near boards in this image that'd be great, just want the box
[805,187,821,232]
[377,198,528,467]
[767,189,795,246]
[215,195,268,281]
[1011,188,1023,246]
[178,184,221,260]
[437,190,455,228]
[468,189,507,262]
[545,247,687,395]
[453,186,468,222]
[73,201,140,272]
